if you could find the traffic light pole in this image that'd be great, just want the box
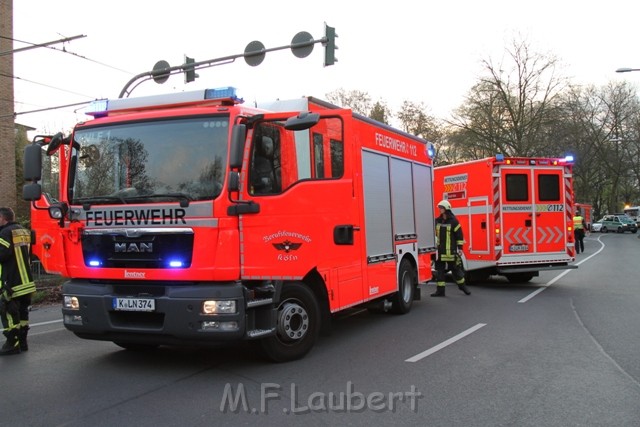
[118,27,336,98]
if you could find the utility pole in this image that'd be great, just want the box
[0,0,16,210]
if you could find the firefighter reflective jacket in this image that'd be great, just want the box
[435,213,465,262]
[0,222,35,300]
[573,215,585,230]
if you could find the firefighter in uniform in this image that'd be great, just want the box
[573,210,586,254]
[432,200,471,297]
[0,207,36,355]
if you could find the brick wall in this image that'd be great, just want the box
[0,0,16,209]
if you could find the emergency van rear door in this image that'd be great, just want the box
[500,166,535,256]
[500,164,567,256]
[533,167,567,253]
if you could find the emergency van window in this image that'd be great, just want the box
[505,174,529,202]
[250,117,343,195]
[538,174,560,201]
[70,117,229,204]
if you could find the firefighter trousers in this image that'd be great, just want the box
[1,294,31,339]
[435,257,466,287]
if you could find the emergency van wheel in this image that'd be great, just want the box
[259,283,320,362]
[391,259,415,314]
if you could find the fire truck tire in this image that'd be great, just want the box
[391,259,415,314]
[505,273,534,284]
[259,283,320,362]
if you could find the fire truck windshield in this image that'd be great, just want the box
[70,116,229,205]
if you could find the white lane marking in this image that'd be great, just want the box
[405,323,487,363]
[518,236,606,304]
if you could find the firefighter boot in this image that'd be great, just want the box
[19,327,29,352]
[431,285,446,297]
[458,283,471,295]
[0,331,21,356]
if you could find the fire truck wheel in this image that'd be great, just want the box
[259,283,320,362]
[391,259,415,314]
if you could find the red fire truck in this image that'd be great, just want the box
[433,155,577,283]
[23,87,437,361]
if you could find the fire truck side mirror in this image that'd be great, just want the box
[229,124,247,169]
[46,132,65,156]
[23,183,42,202]
[284,112,320,131]
[24,143,42,182]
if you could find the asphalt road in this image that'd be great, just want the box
[1,232,639,426]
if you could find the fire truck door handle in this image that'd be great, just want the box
[481,221,486,230]
[525,219,532,227]
[334,225,357,245]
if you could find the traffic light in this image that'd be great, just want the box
[184,56,199,83]
[323,25,338,66]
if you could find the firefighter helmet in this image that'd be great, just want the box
[437,200,452,210]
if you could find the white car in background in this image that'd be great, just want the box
[591,220,603,232]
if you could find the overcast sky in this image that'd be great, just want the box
[11,0,640,134]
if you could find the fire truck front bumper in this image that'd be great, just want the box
[61,279,277,346]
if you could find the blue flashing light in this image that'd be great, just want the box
[88,260,101,267]
[427,143,436,159]
[86,99,109,117]
[204,87,241,102]
[564,154,575,163]
[495,154,505,162]
[168,260,184,268]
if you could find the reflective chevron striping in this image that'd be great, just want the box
[536,226,564,244]
[504,227,532,245]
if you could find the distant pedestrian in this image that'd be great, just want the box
[432,200,471,297]
[573,210,586,254]
[0,207,36,355]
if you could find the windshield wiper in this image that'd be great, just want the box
[124,193,192,208]
[74,196,127,210]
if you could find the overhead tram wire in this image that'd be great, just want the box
[0,101,91,119]
[3,35,135,120]
[2,34,133,75]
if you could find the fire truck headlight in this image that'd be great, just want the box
[49,204,67,219]
[202,300,237,315]
[64,296,80,310]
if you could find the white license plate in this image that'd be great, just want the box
[113,298,155,312]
